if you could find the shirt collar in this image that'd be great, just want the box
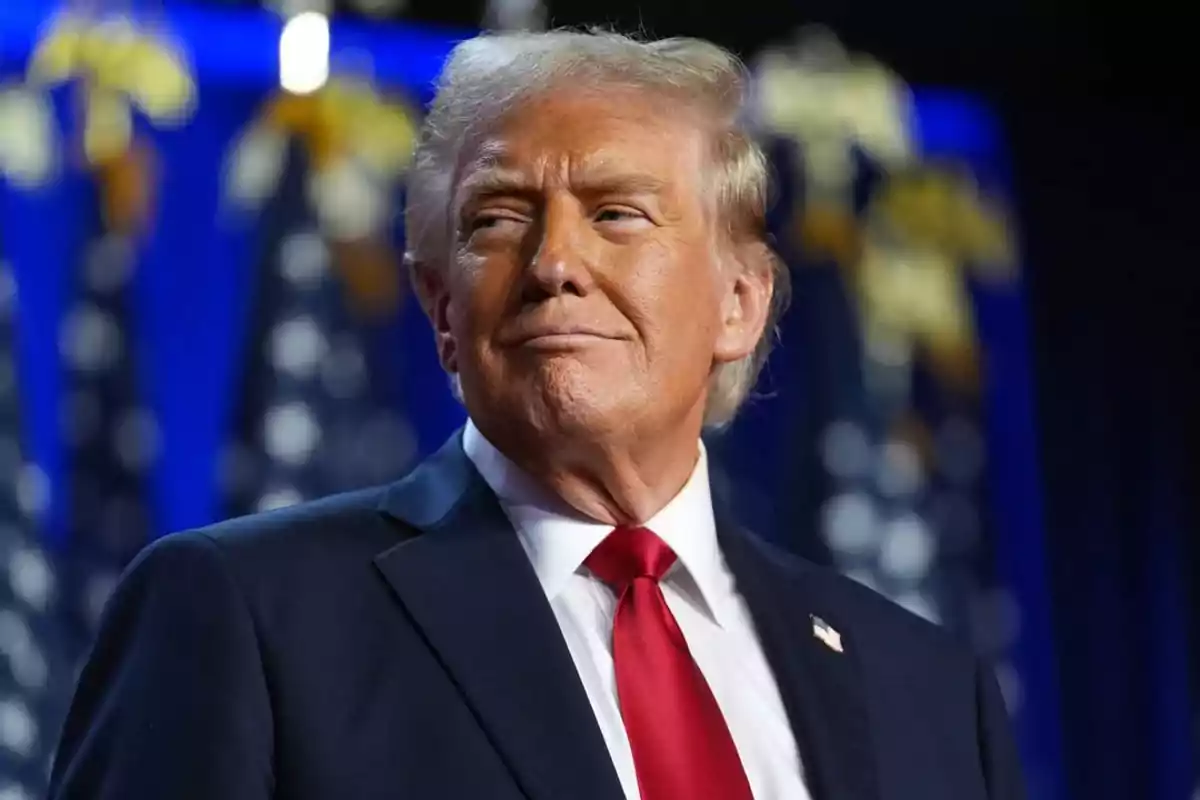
[462,419,735,627]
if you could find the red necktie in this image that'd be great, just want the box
[585,526,755,800]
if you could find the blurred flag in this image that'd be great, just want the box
[220,77,421,517]
[0,16,195,795]
[220,140,418,518]
[58,215,156,636]
[795,163,1017,634]
[0,253,73,800]
[749,30,1024,711]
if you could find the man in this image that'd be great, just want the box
[49,29,1025,800]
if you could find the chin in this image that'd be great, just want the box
[525,362,638,438]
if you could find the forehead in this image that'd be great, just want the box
[456,87,709,195]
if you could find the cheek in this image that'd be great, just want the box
[447,258,505,333]
[620,289,721,393]
[633,249,722,343]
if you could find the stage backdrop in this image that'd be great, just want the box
[0,4,1077,799]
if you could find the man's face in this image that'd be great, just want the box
[423,87,768,442]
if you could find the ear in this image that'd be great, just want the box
[712,242,774,365]
[409,255,459,374]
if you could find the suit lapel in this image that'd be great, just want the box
[718,513,880,800]
[374,436,624,800]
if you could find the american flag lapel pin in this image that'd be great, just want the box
[810,615,844,653]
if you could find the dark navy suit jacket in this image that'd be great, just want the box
[49,432,1025,800]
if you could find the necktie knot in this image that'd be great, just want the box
[584,526,676,592]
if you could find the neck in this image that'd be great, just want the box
[478,412,706,526]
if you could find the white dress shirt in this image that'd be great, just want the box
[463,420,811,800]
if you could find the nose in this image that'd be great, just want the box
[521,198,594,303]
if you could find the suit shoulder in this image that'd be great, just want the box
[155,485,408,586]
[832,570,968,655]
[120,527,234,588]
[825,569,975,673]
[761,540,975,668]
[194,485,392,547]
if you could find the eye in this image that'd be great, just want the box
[594,206,646,224]
[468,211,527,233]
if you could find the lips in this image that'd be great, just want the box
[500,315,627,347]
[512,327,620,344]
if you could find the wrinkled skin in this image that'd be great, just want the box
[416,87,772,523]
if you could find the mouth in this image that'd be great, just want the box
[515,331,623,351]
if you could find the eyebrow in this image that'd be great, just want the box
[455,158,670,209]
[456,168,534,204]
